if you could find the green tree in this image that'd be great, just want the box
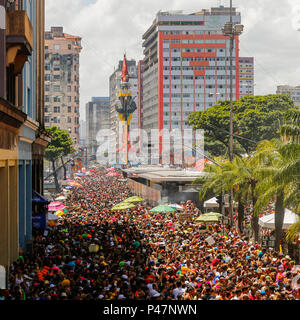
[45,126,75,191]
[188,95,296,157]
[196,157,258,236]
[280,109,300,243]
[253,139,296,251]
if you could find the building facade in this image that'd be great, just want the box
[109,59,139,163]
[239,57,254,97]
[0,0,49,268]
[44,27,82,147]
[276,85,300,106]
[85,97,110,162]
[142,7,242,163]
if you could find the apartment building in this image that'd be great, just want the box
[276,85,300,106]
[142,7,242,163]
[44,27,82,147]
[0,0,50,267]
[239,57,254,97]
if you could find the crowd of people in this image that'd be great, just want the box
[2,168,300,300]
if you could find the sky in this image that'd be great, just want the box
[45,0,300,120]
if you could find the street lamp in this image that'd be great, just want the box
[222,1,244,228]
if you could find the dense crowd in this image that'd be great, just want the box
[2,168,300,300]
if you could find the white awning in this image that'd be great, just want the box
[258,209,299,230]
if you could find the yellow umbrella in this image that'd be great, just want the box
[55,210,66,217]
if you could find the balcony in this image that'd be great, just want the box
[6,11,33,74]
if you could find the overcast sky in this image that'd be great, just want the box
[45,0,300,120]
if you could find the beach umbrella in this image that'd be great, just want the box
[169,204,184,210]
[195,212,222,223]
[48,212,58,221]
[75,173,86,177]
[48,202,66,212]
[111,203,136,211]
[123,196,144,203]
[150,205,177,213]
[68,181,82,187]
[54,210,66,217]
[55,195,67,201]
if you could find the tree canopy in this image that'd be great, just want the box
[188,94,296,157]
[45,126,75,162]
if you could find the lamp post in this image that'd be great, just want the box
[222,1,243,228]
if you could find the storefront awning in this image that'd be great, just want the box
[32,191,50,204]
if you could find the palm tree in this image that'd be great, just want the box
[197,157,259,237]
[253,139,297,251]
[280,109,300,242]
[220,157,259,239]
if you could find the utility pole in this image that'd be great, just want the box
[222,1,244,228]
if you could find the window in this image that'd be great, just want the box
[53,85,60,92]
[68,117,72,123]
[68,106,72,113]
[45,116,50,123]
[54,106,60,113]
[45,95,50,102]
[67,96,72,102]
[45,85,50,91]
[54,44,60,50]
[68,44,71,50]
[67,86,71,92]
[53,96,60,102]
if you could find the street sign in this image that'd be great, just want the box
[0,265,6,289]
[261,235,275,249]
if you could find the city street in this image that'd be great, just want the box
[3,168,299,300]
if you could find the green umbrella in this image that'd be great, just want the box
[150,205,177,213]
[111,202,136,211]
[123,196,144,203]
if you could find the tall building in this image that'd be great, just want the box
[239,57,254,97]
[85,97,110,162]
[79,119,86,146]
[44,27,82,147]
[109,59,139,163]
[276,85,300,106]
[0,0,50,268]
[142,7,242,163]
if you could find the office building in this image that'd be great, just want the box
[142,7,242,163]
[86,97,110,162]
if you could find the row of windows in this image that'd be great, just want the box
[164,57,233,62]
[45,116,80,124]
[163,48,225,54]
[163,66,235,71]
[162,30,220,35]
[45,106,79,113]
[164,75,236,80]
